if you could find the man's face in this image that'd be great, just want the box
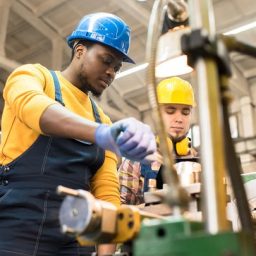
[76,43,123,96]
[160,103,192,140]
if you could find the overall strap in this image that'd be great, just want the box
[49,70,65,106]
[89,98,102,123]
[49,70,101,124]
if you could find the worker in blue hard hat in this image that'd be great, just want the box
[67,12,135,64]
[0,12,156,256]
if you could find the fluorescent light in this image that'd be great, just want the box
[224,20,256,35]
[115,63,148,79]
[116,20,256,79]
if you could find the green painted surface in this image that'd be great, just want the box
[241,172,256,183]
[133,217,255,256]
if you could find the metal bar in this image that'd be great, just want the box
[139,210,168,220]
[188,0,229,233]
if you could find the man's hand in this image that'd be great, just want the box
[95,118,156,164]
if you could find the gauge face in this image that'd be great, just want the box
[59,195,92,234]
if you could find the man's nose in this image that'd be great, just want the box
[106,66,116,78]
[174,113,183,122]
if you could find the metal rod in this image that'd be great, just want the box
[188,0,229,233]
[221,76,256,241]
[57,185,80,197]
[221,35,256,58]
[139,210,168,220]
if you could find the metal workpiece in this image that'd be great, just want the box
[58,186,168,245]
[57,185,173,245]
[58,185,117,242]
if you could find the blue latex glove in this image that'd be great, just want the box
[95,118,156,164]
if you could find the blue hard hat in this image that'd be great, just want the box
[67,12,135,64]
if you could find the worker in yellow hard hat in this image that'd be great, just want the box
[118,77,199,205]
[157,76,196,155]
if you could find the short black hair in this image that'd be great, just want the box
[70,40,94,60]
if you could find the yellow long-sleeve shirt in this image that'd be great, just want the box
[0,63,120,206]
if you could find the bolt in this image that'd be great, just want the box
[72,208,79,217]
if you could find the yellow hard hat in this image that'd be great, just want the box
[157,77,195,106]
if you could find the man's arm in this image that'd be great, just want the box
[40,103,98,141]
[40,104,157,164]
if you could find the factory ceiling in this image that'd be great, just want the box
[0,0,256,126]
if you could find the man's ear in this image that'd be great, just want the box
[75,44,85,58]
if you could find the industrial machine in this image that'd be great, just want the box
[58,0,256,255]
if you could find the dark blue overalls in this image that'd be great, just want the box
[0,71,104,256]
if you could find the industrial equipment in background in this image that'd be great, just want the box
[58,0,256,255]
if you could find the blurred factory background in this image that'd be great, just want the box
[0,0,256,172]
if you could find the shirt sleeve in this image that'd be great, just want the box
[89,101,122,206]
[118,159,144,205]
[90,150,120,207]
[3,64,59,133]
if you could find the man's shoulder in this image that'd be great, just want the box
[6,63,51,88]
[13,63,47,73]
